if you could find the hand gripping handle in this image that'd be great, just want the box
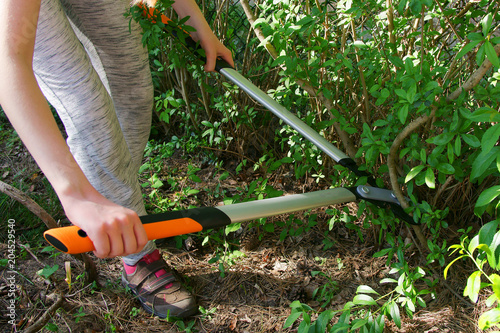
[43,207,231,254]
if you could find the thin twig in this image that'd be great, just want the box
[19,244,46,267]
[23,293,64,333]
[0,180,58,229]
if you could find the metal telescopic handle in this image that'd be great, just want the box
[218,67,349,163]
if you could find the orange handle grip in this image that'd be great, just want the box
[44,207,231,254]
[142,5,172,25]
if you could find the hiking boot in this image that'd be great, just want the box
[122,249,198,318]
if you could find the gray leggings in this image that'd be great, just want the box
[34,0,156,264]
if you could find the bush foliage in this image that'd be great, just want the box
[131,0,500,330]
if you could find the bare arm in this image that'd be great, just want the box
[171,0,234,71]
[0,0,148,258]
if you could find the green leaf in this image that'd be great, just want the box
[481,13,493,37]
[283,311,302,328]
[314,310,335,333]
[380,278,398,284]
[189,175,202,183]
[395,89,407,99]
[427,132,455,146]
[456,40,481,59]
[482,124,500,155]
[487,232,500,269]
[436,163,455,175]
[467,32,484,41]
[356,285,379,295]
[37,265,59,279]
[420,148,427,164]
[477,244,493,257]
[342,58,353,70]
[353,294,377,306]
[461,134,481,148]
[462,107,500,122]
[469,234,480,254]
[476,186,500,208]
[444,254,467,280]
[455,136,462,156]
[425,167,435,189]
[225,222,241,235]
[405,165,426,183]
[464,270,481,303]
[490,274,500,299]
[351,319,368,330]
[398,104,409,124]
[343,301,355,310]
[471,147,500,181]
[485,41,500,68]
[373,248,392,258]
[478,220,500,246]
[388,302,401,328]
[353,40,368,49]
[407,84,417,104]
[296,16,314,26]
[478,308,500,330]
[397,0,408,14]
